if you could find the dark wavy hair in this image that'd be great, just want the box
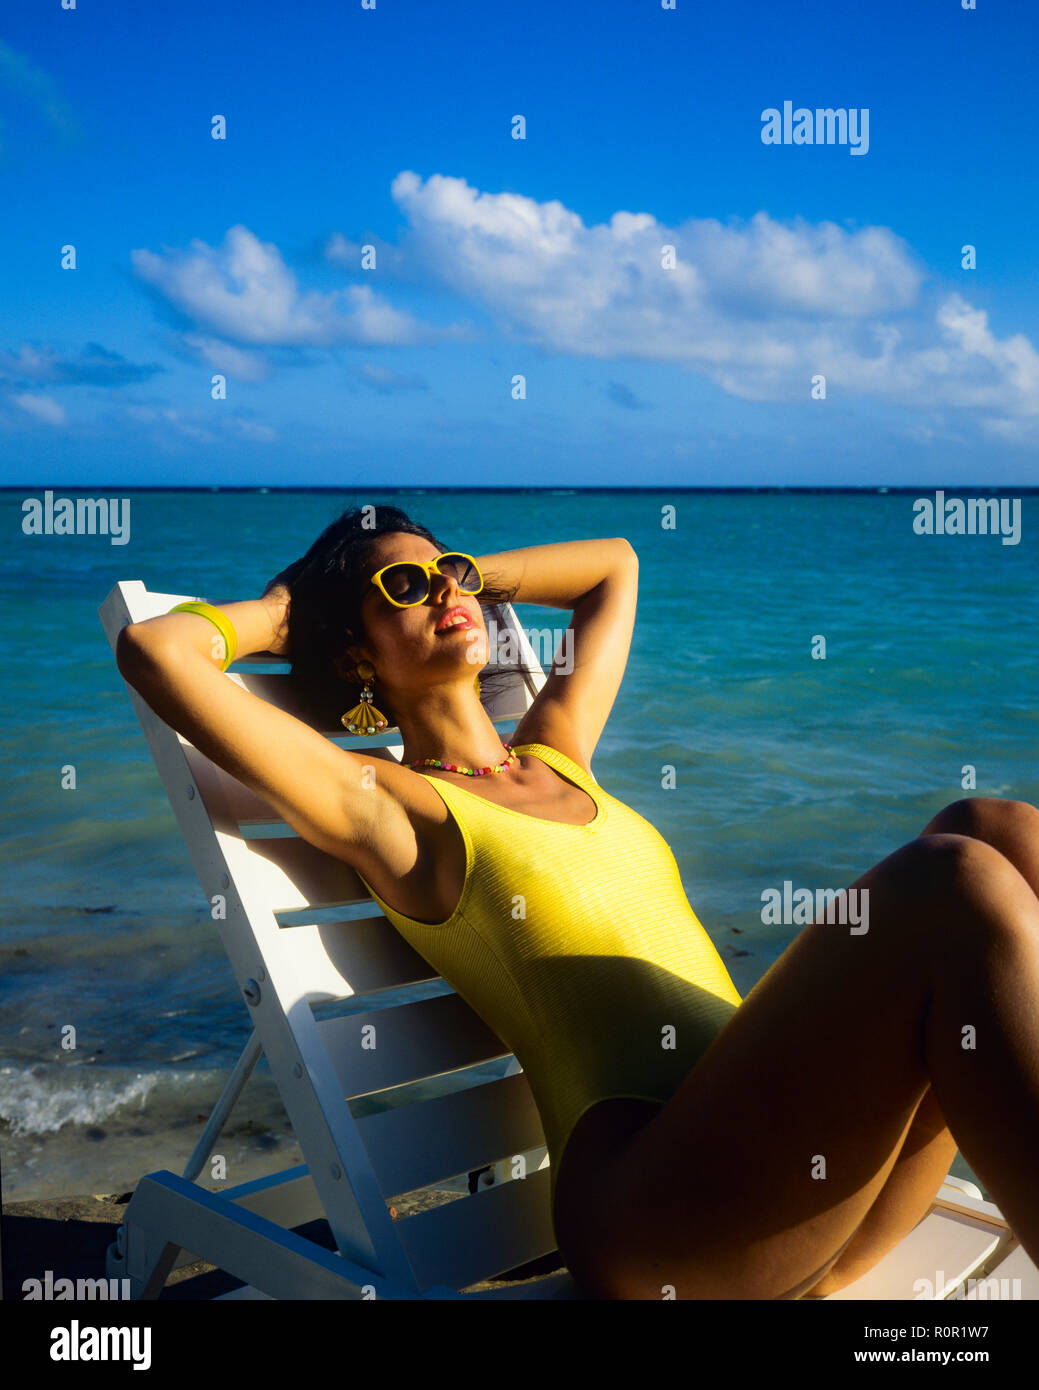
[279,504,538,731]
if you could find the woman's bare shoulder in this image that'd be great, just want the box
[337,752,464,918]
[509,707,595,775]
[351,751,461,853]
[346,749,452,832]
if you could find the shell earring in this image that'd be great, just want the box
[341,660,389,735]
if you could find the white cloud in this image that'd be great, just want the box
[131,224,463,348]
[978,414,1039,444]
[324,232,408,277]
[11,392,65,425]
[179,334,271,383]
[0,345,55,380]
[324,232,361,267]
[385,171,1039,420]
[125,180,1039,430]
[233,418,277,442]
[117,400,274,443]
[935,297,1039,411]
[356,363,428,393]
[155,407,215,443]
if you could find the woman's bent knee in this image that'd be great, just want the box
[924,796,1039,843]
[865,834,1034,968]
[905,832,1039,959]
[880,832,996,901]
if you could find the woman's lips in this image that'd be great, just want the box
[434,607,474,633]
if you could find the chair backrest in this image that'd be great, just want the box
[99,580,566,1295]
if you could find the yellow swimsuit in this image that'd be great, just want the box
[358,743,743,1208]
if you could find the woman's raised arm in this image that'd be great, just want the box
[118,592,286,665]
[115,598,384,863]
[474,536,636,610]
[476,537,639,768]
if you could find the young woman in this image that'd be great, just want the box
[116,505,1039,1300]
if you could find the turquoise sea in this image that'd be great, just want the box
[1,487,1036,1202]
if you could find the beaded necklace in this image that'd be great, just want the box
[407,742,516,776]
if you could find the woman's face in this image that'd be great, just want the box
[345,532,489,695]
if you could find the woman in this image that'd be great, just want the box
[116,504,1039,1300]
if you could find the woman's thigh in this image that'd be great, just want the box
[572,836,971,1300]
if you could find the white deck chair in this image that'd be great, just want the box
[97,581,1037,1301]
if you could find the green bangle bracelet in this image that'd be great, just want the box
[168,601,238,671]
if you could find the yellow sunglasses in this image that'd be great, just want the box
[369,551,484,608]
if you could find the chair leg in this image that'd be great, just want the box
[182,1030,263,1182]
[106,1032,263,1299]
[106,1217,182,1300]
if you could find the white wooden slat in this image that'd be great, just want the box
[161,1167,325,1274]
[118,582,206,625]
[934,1187,1006,1224]
[183,743,282,821]
[356,1072,544,1197]
[185,747,443,998]
[219,833,375,913]
[223,1165,325,1231]
[824,1209,1003,1300]
[975,1242,1039,1299]
[396,1164,557,1291]
[938,1175,983,1202]
[125,1171,408,1300]
[278,918,440,1002]
[319,992,514,1097]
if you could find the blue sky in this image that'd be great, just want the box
[1,0,1037,486]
